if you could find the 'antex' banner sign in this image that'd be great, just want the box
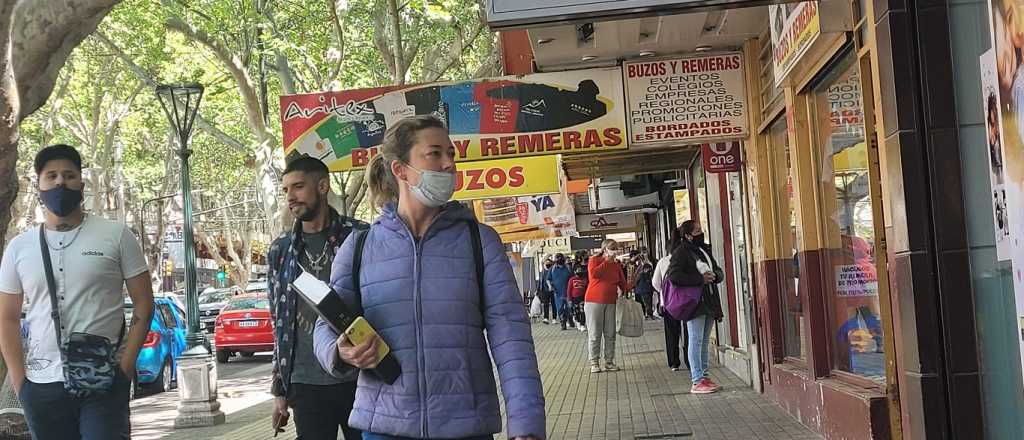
[279,68,627,172]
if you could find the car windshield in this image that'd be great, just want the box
[199,291,232,304]
[224,298,270,311]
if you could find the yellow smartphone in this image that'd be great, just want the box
[344,317,390,363]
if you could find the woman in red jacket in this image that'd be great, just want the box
[584,239,630,373]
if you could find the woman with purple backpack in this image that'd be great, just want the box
[657,220,725,394]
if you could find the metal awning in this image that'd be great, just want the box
[562,146,699,180]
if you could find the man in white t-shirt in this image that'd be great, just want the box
[0,144,154,440]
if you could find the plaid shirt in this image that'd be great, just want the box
[267,207,367,396]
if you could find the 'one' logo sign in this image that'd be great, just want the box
[702,141,742,173]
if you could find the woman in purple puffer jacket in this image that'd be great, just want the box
[313,115,546,440]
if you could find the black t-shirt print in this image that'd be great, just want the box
[405,86,448,125]
[487,82,607,132]
[354,101,387,147]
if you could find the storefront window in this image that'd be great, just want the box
[811,55,885,383]
[674,189,691,227]
[771,117,805,359]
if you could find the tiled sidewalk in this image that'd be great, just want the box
[525,319,820,440]
[162,318,821,440]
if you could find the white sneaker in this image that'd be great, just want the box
[604,363,620,372]
[579,326,586,332]
[542,319,549,324]
[590,365,602,373]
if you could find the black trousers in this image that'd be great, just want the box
[636,293,654,318]
[541,297,555,320]
[288,382,361,440]
[663,313,690,369]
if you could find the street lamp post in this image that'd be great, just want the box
[156,83,207,352]
[156,83,225,428]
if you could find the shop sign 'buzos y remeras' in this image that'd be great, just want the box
[770,1,821,85]
[624,53,748,146]
[279,67,627,172]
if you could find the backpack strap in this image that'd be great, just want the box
[466,220,485,315]
[351,229,370,313]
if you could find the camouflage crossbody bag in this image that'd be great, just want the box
[39,226,125,398]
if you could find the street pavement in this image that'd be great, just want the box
[132,320,823,440]
[130,353,279,440]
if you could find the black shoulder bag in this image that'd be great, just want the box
[39,226,125,398]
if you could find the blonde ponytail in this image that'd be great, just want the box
[367,153,398,209]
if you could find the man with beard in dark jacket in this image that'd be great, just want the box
[267,157,368,439]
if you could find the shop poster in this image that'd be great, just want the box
[473,188,578,244]
[988,0,1024,380]
[981,49,1013,261]
[279,68,628,171]
[623,53,748,146]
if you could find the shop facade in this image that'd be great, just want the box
[489,0,1024,439]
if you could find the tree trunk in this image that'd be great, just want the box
[0,1,20,253]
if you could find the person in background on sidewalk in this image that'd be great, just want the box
[267,157,368,440]
[314,115,545,440]
[537,259,555,324]
[666,220,725,394]
[653,234,689,372]
[633,256,656,320]
[585,239,630,374]
[567,266,588,332]
[546,253,573,330]
[0,144,154,439]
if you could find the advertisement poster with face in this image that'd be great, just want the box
[988,0,1024,379]
[981,49,1012,260]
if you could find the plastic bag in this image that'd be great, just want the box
[529,295,542,317]
[616,296,645,337]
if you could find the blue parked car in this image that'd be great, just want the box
[124,295,187,395]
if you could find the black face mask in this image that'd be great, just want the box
[556,259,565,266]
[40,185,83,217]
[691,234,706,246]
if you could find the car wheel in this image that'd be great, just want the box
[240,351,254,358]
[216,349,230,363]
[158,360,173,393]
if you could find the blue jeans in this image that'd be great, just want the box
[686,314,714,384]
[363,434,493,440]
[19,371,131,439]
[553,294,566,317]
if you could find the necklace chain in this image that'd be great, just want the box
[44,215,87,251]
[302,237,331,270]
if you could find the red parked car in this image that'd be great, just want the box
[214,295,274,363]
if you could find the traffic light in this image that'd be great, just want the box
[216,267,227,286]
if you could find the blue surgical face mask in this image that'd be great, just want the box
[405,164,455,208]
[39,185,83,217]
